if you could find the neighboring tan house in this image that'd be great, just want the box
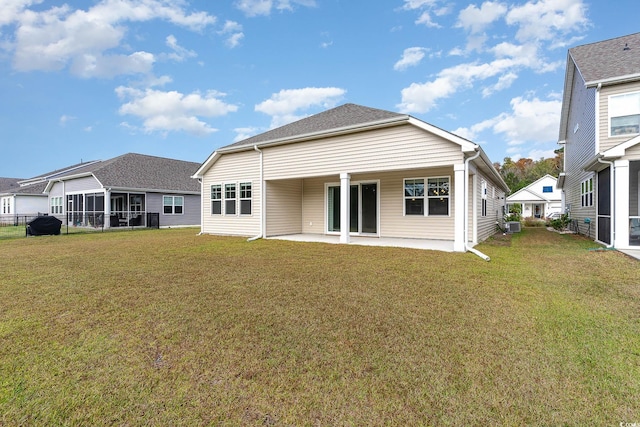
[507,174,562,219]
[557,33,640,248]
[1,161,101,224]
[193,103,509,253]
[43,153,201,228]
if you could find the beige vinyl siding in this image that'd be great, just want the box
[265,179,303,236]
[301,177,328,235]
[564,66,597,234]
[476,171,504,243]
[201,150,260,236]
[262,124,463,180]
[622,143,640,160]
[599,81,640,152]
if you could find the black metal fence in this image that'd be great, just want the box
[0,213,160,240]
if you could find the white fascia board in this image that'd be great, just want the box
[192,151,221,178]
[585,73,640,88]
[43,172,96,193]
[602,134,640,158]
[407,117,478,152]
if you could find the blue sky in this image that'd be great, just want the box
[0,0,637,178]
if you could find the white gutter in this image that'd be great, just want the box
[596,157,615,248]
[464,150,491,261]
[247,145,264,242]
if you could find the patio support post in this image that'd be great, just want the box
[340,173,351,244]
[614,159,630,248]
[105,189,111,228]
[453,164,465,252]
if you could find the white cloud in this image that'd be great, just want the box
[506,0,588,43]
[4,0,216,77]
[401,0,449,27]
[233,127,260,142]
[399,58,528,113]
[218,20,244,48]
[115,86,238,136]
[59,114,76,126]
[255,87,346,128]
[456,94,561,147]
[70,51,156,78]
[235,0,316,17]
[394,47,427,71]
[493,95,561,145]
[482,71,518,97]
[165,35,196,62]
[456,2,507,34]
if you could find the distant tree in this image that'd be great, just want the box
[495,148,563,193]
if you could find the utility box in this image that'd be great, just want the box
[506,221,521,233]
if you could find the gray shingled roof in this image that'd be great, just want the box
[0,178,22,192]
[570,32,640,85]
[222,103,406,150]
[54,153,201,193]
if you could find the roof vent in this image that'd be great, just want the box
[623,43,630,51]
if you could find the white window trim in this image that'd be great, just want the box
[239,181,253,216]
[224,182,237,216]
[426,176,451,217]
[581,176,594,208]
[608,91,640,138]
[403,176,451,217]
[403,177,425,216]
[481,179,487,217]
[163,195,184,215]
[210,184,222,216]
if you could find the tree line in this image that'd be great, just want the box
[493,148,563,193]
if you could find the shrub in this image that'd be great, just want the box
[523,216,545,227]
[549,213,571,231]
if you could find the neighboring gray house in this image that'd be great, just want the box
[1,161,100,224]
[43,153,201,228]
[193,103,509,253]
[557,33,640,248]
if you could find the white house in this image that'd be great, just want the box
[506,175,562,219]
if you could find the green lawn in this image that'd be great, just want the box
[1,228,639,425]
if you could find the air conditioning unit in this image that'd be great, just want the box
[506,221,521,233]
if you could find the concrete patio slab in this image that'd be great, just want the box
[267,234,456,252]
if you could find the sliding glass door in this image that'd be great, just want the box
[327,182,377,234]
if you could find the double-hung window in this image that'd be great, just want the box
[609,92,640,136]
[404,179,424,215]
[163,195,184,215]
[211,185,222,215]
[50,197,63,214]
[481,180,487,217]
[581,177,593,207]
[1,197,10,214]
[404,177,450,216]
[225,184,236,215]
[239,182,252,215]
[427,177,450,216]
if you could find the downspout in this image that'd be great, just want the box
[597,157,615,248]
[464,150,491,261]
[247,145,264,241]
